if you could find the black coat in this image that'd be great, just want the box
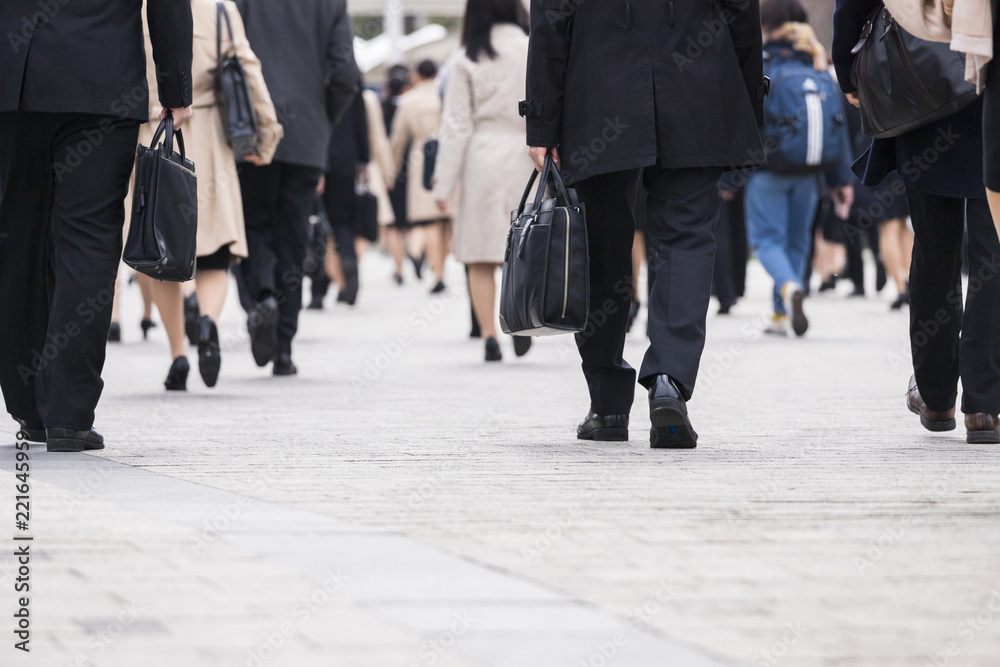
[237,0,360,170]
[0,0,192,121]
[524,0,766,183]
[832,0,986,200]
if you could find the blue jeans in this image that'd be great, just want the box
[745,172,819,314]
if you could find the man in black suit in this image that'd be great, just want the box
[236,0,360,376]
[833,0,1000,443]
[0,0,193,452]
[523,0,766,448]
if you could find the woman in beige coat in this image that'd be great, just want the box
[132,0,282,391]
[390,60,452,293]
[431,0,531,361]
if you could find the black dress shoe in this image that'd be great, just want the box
[15,419,46,443]
[107,322,121,342]
[249,296,279,367]
[648,375,697,449]
[306,295,324,310]
[430,281,447,294]
[184,293,200,346]
[338,258,359,305]
[890,292,909,310]
[46,427,104,452]
[273,353,298,376]
[197,315,221,388]
[485,337,502,362]
[577,412,629,441]
[513,335,532,357]
[164,356,190,391]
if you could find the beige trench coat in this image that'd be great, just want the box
[127,0,282,261]
[431,25,538,264]
[362,89,397,226]
[390,80,452,223]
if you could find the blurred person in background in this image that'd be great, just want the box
[0,0,192,452]
[129,0,282,392]
[432,0,532,362]
[312,91,370,309]
[835,0,1000,443]
[524,0,766,448]
[236,0,360,376]
[109,271,158,342]
[363,88,398,245]
[382,65,415,284]
[390,59,452,295]
[747,0,854,338]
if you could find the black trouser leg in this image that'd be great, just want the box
[844,215,866,291]
[309,210,331,301]
[906,188,964,412]
[731,188,749,298]
[572,170,640,416]
[238,163,281,301]
[638,166,723,399]
[0,112,138,430]
[272,164,322,356]
[0,112,53,427]
[959,199,1000,414]
[713,195,737,307]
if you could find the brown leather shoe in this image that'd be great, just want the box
[965,413,1000,444]
[906,375,956,432]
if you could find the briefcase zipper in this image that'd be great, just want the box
[561,208,571,319]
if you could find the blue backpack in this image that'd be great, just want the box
[762,53,847,175]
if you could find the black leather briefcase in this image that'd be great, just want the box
[124,115,198,282]
[499,155,589,336]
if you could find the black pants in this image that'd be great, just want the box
[907,188,1000,415]
[713,189,746,307]
[238,162,322,356]
[0,112,139,429]
[573,166,723,415]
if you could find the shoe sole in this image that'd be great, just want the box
[250,305,279,367]
[649,398,698,449]
[967,430,1000,444]
[577,428,629,442]
[906,399,956,432]
[47,438,104,452]
[788,290,808,337]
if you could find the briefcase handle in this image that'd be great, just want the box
[514,153,576,219]
[148,113,188,163]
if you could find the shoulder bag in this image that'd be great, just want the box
[215,1,258,160]
[850,3,978,138]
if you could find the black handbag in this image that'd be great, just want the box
[215,0,257,161]
[123,115,198,282]
[851,4,978,138]
[499,155,589,336]
[354,183,379,243]
[422,138,438,191]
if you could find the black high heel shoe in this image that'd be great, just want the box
[197,315,221,388]
[164,356,190,391]
[107,322,121,343]
[184,293,200,346]
[140,318,157,340]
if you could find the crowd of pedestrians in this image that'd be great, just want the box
[1,0,998,452]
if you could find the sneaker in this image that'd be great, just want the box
[764,313,789,336]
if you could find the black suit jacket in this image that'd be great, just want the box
[238,0,360,170]
[525,0,765,183]
[0,0,192,121]
[832,0,985,200]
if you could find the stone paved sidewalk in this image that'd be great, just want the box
[2,255,999,667]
